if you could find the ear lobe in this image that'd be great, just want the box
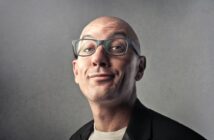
[72,60,79,84]
[135,56,146,81]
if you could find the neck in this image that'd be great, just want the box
[88,94,136,132]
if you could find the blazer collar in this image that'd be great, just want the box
[125,99,152,140]
[80,120,94,140]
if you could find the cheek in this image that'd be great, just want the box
[77,66,87,81]
[74,60,90,83]
[119,58,138,81]
[111,60,135,85]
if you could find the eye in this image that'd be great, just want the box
[83,46,95,53]
[78,40,96,55]
[110,45,125,52]
[108,39,127,54]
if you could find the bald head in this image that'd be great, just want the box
[80,16,141,55]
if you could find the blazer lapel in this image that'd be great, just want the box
[80,120,94,140]
[125,99,152,140]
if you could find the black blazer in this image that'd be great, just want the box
[70,99,206,140]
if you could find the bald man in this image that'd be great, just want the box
[70,16,205,140]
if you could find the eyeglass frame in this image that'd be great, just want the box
[72,37,141,58]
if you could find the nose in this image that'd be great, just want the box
[91,45,110,67]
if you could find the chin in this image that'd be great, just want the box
[86,90,117,103]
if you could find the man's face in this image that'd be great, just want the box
[72,18,143,105]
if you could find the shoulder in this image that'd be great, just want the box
[130,99,206,140]
[147,108,206,140]
[69,120,94,140]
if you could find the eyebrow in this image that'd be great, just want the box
[81,35,94,39]
[108,32,127,38]
[81,31,128,40]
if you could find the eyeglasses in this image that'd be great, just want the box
[72,38,140,57]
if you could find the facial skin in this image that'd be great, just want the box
[72,16,146,106]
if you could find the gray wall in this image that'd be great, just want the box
[0,0,213,139]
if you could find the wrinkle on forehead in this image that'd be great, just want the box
[80,16,140,53]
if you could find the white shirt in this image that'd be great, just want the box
[89,126,127,140]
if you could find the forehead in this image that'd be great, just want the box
[80,19,130,39]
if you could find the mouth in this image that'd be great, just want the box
[88,73,115,81]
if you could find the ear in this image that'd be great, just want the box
[72,59,79,84]
[135,56,146,81]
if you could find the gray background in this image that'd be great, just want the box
[0,0,213,139]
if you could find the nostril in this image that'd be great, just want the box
[92,62,97,66]
[92,61,108,67]
[100,62,107,67]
